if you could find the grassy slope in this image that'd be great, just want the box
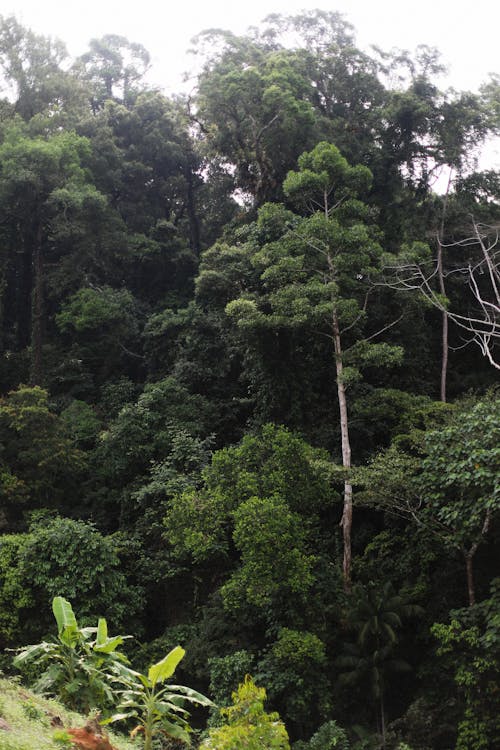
[0,677,136,750]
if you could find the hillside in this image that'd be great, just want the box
[0,678,136,750]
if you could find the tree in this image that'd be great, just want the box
[0,386,86,527]
[193,29,317,204]
[165,423,334,617]
[0,15,82,121]
[385,221,500,371]
[338,582,422,747]
[359,394,499,607]
[223,142,403,586]
[0,123,106,384]
[0,517,141,651]
[74,34,150,111]
[201,675,290,750]
[432,579,500,750]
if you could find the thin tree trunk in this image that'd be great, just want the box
[185,161,201,256]
[380,691,386,749]
[464,551,475,607]
[462,510,491,607]
[437,169,453,402]
[30,219,43,385]
[332,307,353,589]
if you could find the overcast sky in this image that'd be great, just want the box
[1,0,499,166]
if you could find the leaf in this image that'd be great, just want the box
[160,719,191,745]
[94,635,126,654]
[52,597,77,636]
[101,711,138,724]
[148,646,185,686]
[167,685,214,707]
[95,617,108,647]
[13,642,54,666]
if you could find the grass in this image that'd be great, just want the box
[0,677,137,750]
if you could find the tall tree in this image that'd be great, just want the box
[0,15,83,122]
[0,125,106,384]
[210,142,403,586]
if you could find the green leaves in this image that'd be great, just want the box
[108,646,212,749]
[52,597,78,637]
[201,676,290,750]
[148,646,185,686]
[14,596,131,713]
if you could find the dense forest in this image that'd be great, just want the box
[0,9,499,750]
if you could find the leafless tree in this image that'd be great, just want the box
[384,221,500,370]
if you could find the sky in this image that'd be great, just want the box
[1,0,499,166]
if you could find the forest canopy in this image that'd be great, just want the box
[0,10,499,750]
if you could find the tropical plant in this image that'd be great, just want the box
[13,596,130,713]
[338,583,423,748]
[105,645,212,749]
[200,675,290,750]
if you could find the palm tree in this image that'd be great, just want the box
[337,582,423,748]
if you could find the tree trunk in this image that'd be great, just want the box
[464,551,476,607]
[30,219,43,385]
[332,307,353,589]
[185,161,201,256]
[437,169,452,402]
[380,690,386,749]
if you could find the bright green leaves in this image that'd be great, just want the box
[52,596,78,646]
[56,287,138,335]
[222,496,316,609]
[107,646,212,749]
[148,645,185,686]
[419,395,500,550]
[201,676,290,750]
[164,424,333,613]
[14,597,131,713]
[284,141,372,213]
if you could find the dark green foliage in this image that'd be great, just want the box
[432,580,500,750]
[0,12,498,750]
[257,629,330,737]
[0,517,141,647]
[0,386,87,527]
[294,720,350,750]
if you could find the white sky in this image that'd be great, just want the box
[1,0,499,167]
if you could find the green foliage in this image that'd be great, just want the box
[295,720,350,750]
[419,394,500,553]
[201,676,290,750]
[0,517,140,647]
[208,651,255,710]
[56,287,138,337]
[338,582,422,742]
[222,496,315,610]
[284,141,372,212]
[60,400,102,449]
[257,629,330,736]
[0,386,87,526]
[13,597,130,713]
[106,645,212,749]
[432,579,500,750]
[164,424,334,617]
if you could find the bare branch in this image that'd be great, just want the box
[383,221,500,369]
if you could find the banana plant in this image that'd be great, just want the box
[105,645,213,749]
[14,596,131,713]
